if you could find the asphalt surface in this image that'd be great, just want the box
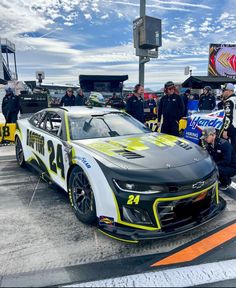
[1,145,236,287]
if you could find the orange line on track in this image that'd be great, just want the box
[151,223,236,267]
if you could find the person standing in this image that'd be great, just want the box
[106,92,125,109]
[201,127,236,190]
[75,88,85,106]
[182,89,191,117]
[2,87,20,123]
[221,83,236,152]
[60,88,75,106]
[146,94,156,114]
[198,86,216,111]
[126,84,145,123]
[157,81,184,136]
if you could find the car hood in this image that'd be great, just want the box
[73,133,209,170]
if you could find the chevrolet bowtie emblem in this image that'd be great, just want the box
[192,181,205,189]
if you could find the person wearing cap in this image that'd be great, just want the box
[126,84,145,123]
[222,83,236,152]
[1,86,21,123]
[60,88,75,106]
[198,86,216,112]
[201,127,236,190]
[75,88,85,106]
[157,81,184,136]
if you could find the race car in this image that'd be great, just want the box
[15,107,226,243]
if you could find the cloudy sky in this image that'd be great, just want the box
[1,0,236,90]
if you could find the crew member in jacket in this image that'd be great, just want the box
[126,84,145,123]
[157,81,184,136]
[75,88,85,106]
[222,83,236,153]
[60,88,75,106]
[201,127,236,190]
[198,86,216,111]
[2,87,20,123]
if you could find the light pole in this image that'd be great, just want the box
[139,0,146,87]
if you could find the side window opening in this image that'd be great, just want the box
[39,112,62,137]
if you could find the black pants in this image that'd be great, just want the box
[161,120,179,136]
[5,112,18,123]
[218,165,236,186]
[230,134,236,154]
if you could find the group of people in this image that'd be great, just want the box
[182,86,216,117]
[200,83,236,190]
[60,88,86,107]
[124,80,236,191]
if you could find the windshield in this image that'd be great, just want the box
[69,112,150,140]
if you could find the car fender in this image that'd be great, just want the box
[70,145,118,222]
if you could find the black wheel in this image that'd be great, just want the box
[68,166,96,224]
[15,137,26,167]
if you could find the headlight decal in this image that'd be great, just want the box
[113,179,167,194]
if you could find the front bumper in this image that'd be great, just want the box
[98,187,226,242]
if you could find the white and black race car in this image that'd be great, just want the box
[15,107,226,243]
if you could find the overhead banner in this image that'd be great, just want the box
[208,44,236,79]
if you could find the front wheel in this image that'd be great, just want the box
[15,137,26,167]
[68,166,96,224]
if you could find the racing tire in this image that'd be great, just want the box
[68,166,96,224]
[15,137,26,168]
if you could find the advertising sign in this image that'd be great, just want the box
[0,123,16,142]
[208,44,236,79]
[184,110,225,144]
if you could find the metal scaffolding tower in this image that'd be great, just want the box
[0,38,18,83]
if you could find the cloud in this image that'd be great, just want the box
[101,14,109,20]
[218,12,230,22]
[152,0,212,10]
[84,13,92,21]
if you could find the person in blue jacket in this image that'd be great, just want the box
[198,86,216,111]
[60,88,75,106]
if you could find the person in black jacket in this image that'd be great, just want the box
[157,81,184,136]
[198,86,216,111]
[126,84,145,123]
[75,88,85,106]
[201,127,236,190]
[60,88,75,106]
[106,92,125,109]
[2,87,20,123]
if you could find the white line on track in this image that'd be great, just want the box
[65,259,236,287]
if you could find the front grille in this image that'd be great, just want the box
[157,187,216,231]
[167,172,217,194]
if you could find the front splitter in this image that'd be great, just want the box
[98,197,226,242]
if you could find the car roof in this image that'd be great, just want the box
[46,106,120,116]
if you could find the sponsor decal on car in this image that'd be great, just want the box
[27,129,45,156]
[99,216,115,226]
[78,157,91,169]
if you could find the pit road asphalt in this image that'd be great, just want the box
[1,145,236,287]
